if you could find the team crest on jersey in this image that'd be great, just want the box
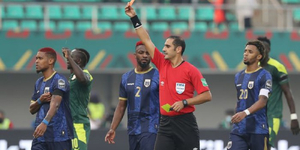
[144,79,151,87]
[248,81,254,89]
[44,87,50,93]
[58,79,65,89]
[176,83,185,94]
[226,141,232,149]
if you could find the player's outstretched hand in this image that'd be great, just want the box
[231,112,247,124]
[105,129,116,144]
[125,2,136,18]
[290,120,300,135]
[62,47,71,59]
[40,92,52,103]
[33,123,47,138]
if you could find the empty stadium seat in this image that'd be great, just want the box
[100,6,118,20]
[20,20,37,31]
[196,7,214,21]
[282,0,300,3]
[139,6,156,20]
[178,6,193,20]
[226,12,236,21]
[171,22,188,31]
[293,8,300,21]
[229,22,239,31]
[113,22,130,31]
[209,22,226,31]
[82,6,95,19]
[2,20,19,30]
[47,5,62,19]
[63,5,81,19]
[193,22,208,32]
[0,5,4,18]
[25,5,43,19]
[6,5,24,18]
[76,21,92,31]
[158,6,176,20]
[3,0,27,1]
[57,21,75,31]
[39,21,56,31]
[98,21,112,31]
[151,22,169,32]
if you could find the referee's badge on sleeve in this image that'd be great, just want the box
[176,83,185,94]
[58,79,66,89]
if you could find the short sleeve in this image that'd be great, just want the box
[31,82,39,101]
[151,47,165,71]
[53,77,68,93]
[119,74,127,100]
[260,72,272,93]
[190,67,210,94]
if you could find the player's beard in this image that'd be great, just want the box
[36,68,47,74]
[138,60,150,69]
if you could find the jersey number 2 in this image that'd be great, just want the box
[135,86,141,97]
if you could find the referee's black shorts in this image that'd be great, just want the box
[154,112,199,150]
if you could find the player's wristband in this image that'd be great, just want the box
[291,113,298,120]
[42,119,49,126]
[244,109,250,116]
[182,99,188,107]
[130,15,142,29]
[37,98,42,105]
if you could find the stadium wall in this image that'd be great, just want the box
[0,129,299,150]
[1,72,300,129]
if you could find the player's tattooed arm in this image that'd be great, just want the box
[29,93,51,115]
[44,94,63,122]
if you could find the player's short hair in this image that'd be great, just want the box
[168,35,186,55]
[246,40,268,67]
[75,48,90,67]
[38,47,57,64]
[135,41,144,48]
[257,36,271,52]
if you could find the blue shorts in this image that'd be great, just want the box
[226,133,269,150]
[31,139,72,150]
[129,133,156,150]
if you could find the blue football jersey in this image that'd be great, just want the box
[31,72,74,142]
[232,68,272,134]
[119,67,160,135]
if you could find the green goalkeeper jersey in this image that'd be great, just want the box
[264,58,289,118]
[69,69,93,124]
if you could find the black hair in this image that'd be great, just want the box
[257,36,271,53]
[246,40,268,67]
[168,35,186,55]
[75,48,90,67]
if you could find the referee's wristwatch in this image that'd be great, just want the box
[182,99,188,107]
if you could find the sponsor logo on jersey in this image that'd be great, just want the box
[201,78,208,87]
[44,87,49,93]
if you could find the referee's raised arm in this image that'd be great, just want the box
[125,3,155,58]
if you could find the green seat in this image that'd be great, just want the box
[57,21,74,31]
[6,5,24,18]
[3,0,27,1]
[293,8,300,21]
[178,6,193,20]
[2,20,19,30]
[226,12,236,21]
[139,6,156,20]
[76,21,92,31]
[171,22,188,31]
[47,5,62,19]
[209,22,226,31]
[113,22,130,32]
[119,7,128,19]
[196,7,214,21]
[193,22,208,32]
[39,21,56,31]
[282,0,300,3]
[82,6,95,19]
[53,0,78,2]
[0,5,5,18]
[20,20,37,31]
[100,6,118,19]
[229,22,239,31]
[98,21,112,31]
[25,5,43,19]
[63,5,81,19]
[158,6,176,20]
[151,22,169,32]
